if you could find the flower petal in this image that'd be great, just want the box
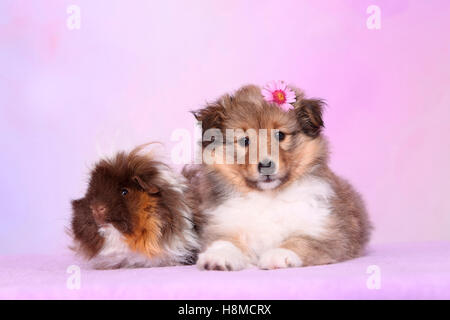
[286,97,296,104]
[285,90,295,98]
[284,103,295,111]
[261,89,273,101]
[261,88,270,95]
[267,81,277,91]
[285,86,294,93]
[285,86,295,94]
[285,92,296,102]
[275,81,283,90]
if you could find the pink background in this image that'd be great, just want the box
[1,0,449,255]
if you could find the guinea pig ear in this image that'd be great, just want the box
[191,94,233,133]
[295,98,325,138]
[133,175,159,194]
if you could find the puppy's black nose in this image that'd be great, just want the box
[258,159,275,175]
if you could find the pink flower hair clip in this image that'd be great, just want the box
[261,80,296,111]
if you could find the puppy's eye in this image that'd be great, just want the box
[275,131,286,141]
[121,188,129,196]
[238,137,250,147]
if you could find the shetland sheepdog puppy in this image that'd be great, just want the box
[184,83,371,271]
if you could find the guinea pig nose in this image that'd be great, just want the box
[90,205,107,224]
[258,159,275,174]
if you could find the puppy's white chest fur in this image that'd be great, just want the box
[207,175,334,256]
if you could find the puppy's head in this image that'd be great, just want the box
[192,84,328,192]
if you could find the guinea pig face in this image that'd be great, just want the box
[71,152,164,259]
[86,161,160,234]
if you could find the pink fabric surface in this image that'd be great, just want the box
[1,242,449,300]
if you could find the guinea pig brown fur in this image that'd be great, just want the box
[70,145,200,269]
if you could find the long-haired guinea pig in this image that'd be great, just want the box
[70,145,200,269]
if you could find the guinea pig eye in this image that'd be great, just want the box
[120,188,129,196]
[275,131,286,141]
[238,137,250,147]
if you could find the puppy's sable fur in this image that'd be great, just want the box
[70,145,199,269]
[184,84,372,271]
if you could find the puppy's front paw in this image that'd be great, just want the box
[197,240,249,271]
[258,248,303,270]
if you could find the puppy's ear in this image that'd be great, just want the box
[295,99,325,138]
[191,94,233,133]
[133,175,160,194]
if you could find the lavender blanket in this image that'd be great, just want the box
[1,242,449,299]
